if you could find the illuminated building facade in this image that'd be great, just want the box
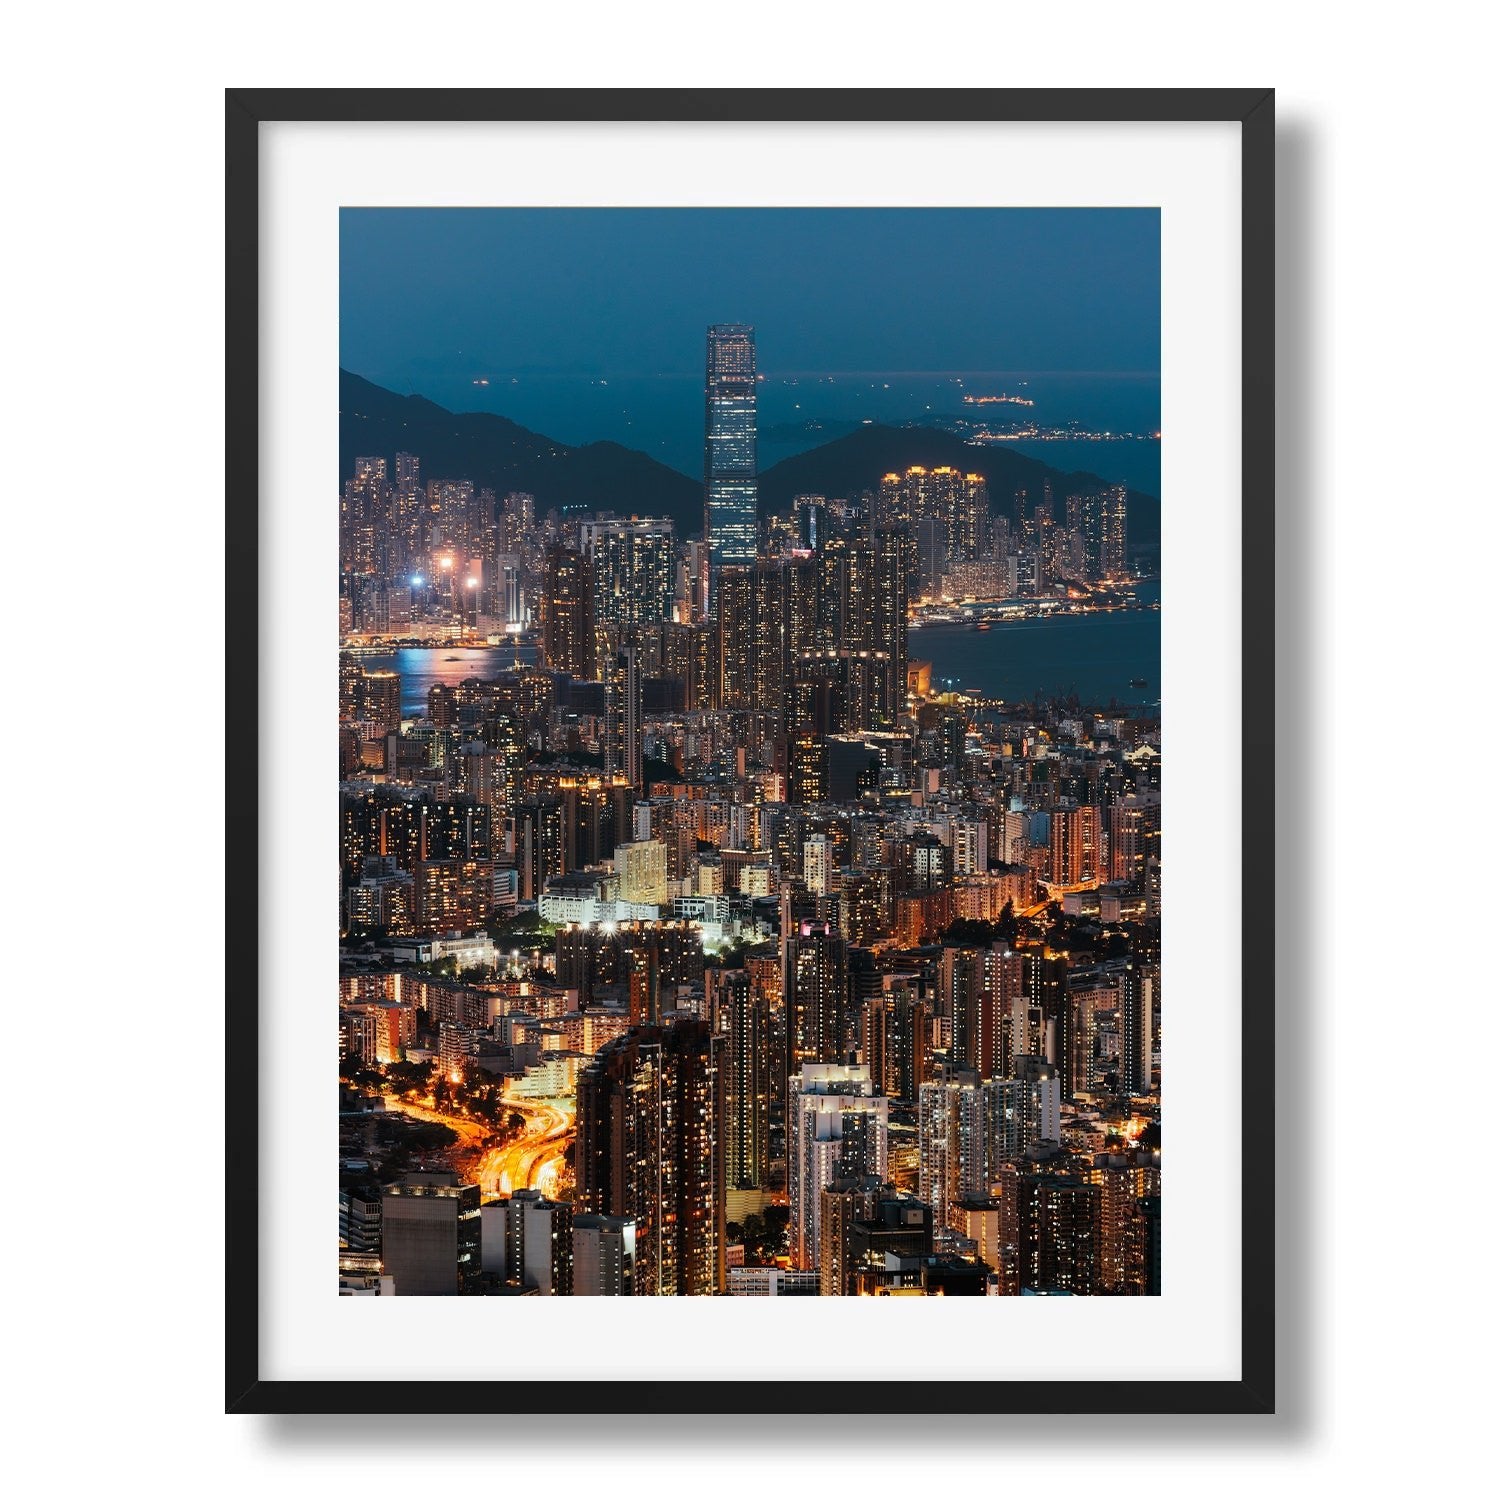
[711,967,770,1192]
[614,838,668,906]
[788,1063,890,1270]
[541,544,596,678]
[783,919,850,1070]
[574,1019,727,1296]
[581,516,676,631]
[703,323,758,593]
[1017,1174,1102,1295]
[878,466,988,567]
[1049,803,1104,886]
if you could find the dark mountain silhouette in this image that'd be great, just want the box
[340,372,1159,547]
[339,370,702,531]
[757,424,1160,544]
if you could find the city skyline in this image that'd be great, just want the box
[340,219,1162,1302]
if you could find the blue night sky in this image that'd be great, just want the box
[340,208,1160,487]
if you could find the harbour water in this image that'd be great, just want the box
[359,581,1158,719]
[360,644,539,718]
[911,577,1160,707]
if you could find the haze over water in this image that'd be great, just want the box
[363,368,1161,497]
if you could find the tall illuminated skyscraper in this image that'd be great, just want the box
[575,1019,727,1296]
[704,323,758,600]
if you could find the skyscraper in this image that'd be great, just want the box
[710,967,770,1193]
[603,643,643,789]
[581,516,677,631]
[783,918,850,1069]
[574,1019,727,1296]
[541,544,596,679]
[787,1063,890,1270]
[704,324,758,597]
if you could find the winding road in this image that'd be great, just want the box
[383,1091,574,1199]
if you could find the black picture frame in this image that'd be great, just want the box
[226,86,1275,1416]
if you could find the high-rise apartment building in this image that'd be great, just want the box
[581,516,677,630]
[788,1063,889,1270]
[871,529,911,725]
[704,324,758,594]
[1017,1174,1102,1295]
[783,919,850,1070]
[614,838,668,906]
[360,669,403,736]
[802,833,834,894]
[860,985,931,1102]
[714,566,756,710]
[878,467,988,566]
[710,968,770,1193]
[575,1019,727,1296]
[1049,803,1104,887]
[480,1188,574,1295]
[1064,485,1129,580]
[1109,793,1161,885]
[602,643,643,788]
[541,544,596,678]
[918,1063,1062,1229]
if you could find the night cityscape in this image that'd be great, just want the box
[338,211,1162,1299]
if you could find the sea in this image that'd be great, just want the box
[909,592,1161,709]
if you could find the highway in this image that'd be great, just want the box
[381,1091,574,1199]
[477,1097,574,1198]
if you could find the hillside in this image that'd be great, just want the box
[339,370,702,532]
[758,424,1160,544]
[340,373,1160,547]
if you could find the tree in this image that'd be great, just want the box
[995,899,1019,944]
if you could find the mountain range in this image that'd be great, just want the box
[340,369,1160,546]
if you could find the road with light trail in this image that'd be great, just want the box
[381,1092,574,1198]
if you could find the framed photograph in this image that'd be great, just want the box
[227,88,1274,1414]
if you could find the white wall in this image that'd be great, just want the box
[4,0,1493,1492]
